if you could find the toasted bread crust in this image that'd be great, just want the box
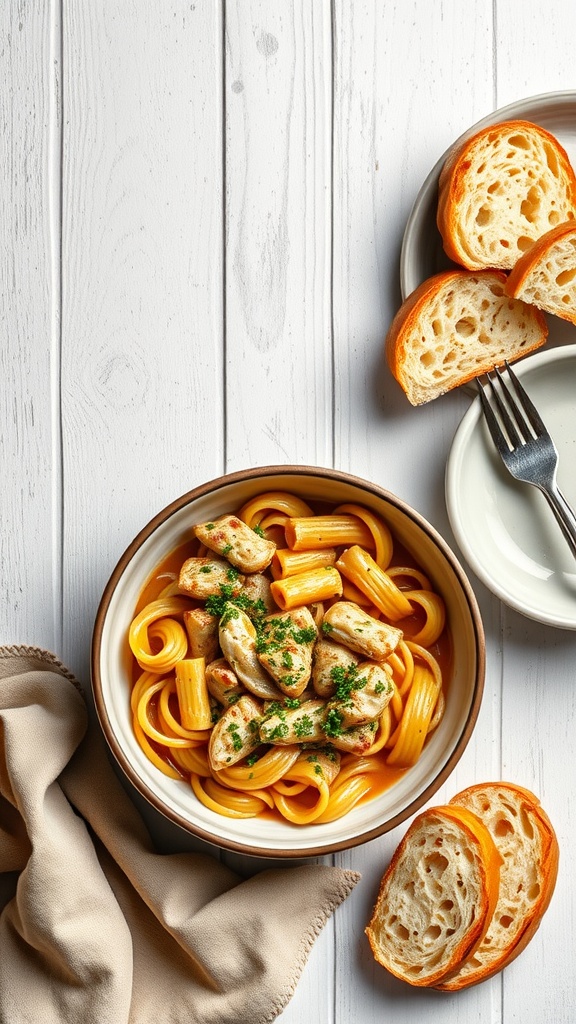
[437,120,576,271]
[365,805,502,987]
[505,219,576,324]
[437,782,559,991]
[385,270,548,405]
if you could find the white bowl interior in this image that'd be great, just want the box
[94,470,483,856]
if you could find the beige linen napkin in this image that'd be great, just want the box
[0,646,360,1024]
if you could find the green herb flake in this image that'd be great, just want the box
[293,715,314,739]
[323,708,344,739]
[266,722,290,742]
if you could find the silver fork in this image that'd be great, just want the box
[476,361,576,560]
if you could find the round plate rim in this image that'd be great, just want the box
[445,346,576,629]
[400,89,576,300]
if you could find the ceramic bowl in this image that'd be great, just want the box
[91,465,485,858]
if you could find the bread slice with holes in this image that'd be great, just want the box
[505,219,576,325]
[385,269,548,405]
[437,119,576,271]
[365,804,503,987]
[435,782,559,991]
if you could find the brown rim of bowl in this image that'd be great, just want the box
[91,464,485,859]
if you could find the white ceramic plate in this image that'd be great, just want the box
[446,346,576,629]
[400,91,576,348]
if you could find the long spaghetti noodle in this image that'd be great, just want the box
[127,490,450,825]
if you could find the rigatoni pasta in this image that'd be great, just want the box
[127,490,450,825]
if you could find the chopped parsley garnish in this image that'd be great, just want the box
[226,722,243,751]
[255,615,316,657]
[330,663,367,702]
[283,697,300,709]
[265,722,290,742]
[292,626,317,644]
[323,707,344,739]
[199,564,213,573]
[321,622,334,635]
[253,524,265,538]
[219,603,240,627]
[222,543,233,555]
[205,588,266,623]
[293,714,314,739]
[264,701,285,718]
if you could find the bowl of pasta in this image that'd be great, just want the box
[92,465,485,857]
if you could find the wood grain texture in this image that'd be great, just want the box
[3,0,576,1022]
[0,0,61,651]
[224,0,333,470]
[61,0,225,683]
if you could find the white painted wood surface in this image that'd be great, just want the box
[2,1,575,1021]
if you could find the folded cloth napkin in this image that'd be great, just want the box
[0,646,360,1024]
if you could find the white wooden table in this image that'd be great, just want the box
[3,2,576,1021]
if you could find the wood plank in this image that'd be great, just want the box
[498,615,575,1023]
[0,0,60,652]
[492,11,576,1024]
[224,5,336,1020]
[495,2,576,106]
[60,0,225,685]
[224,0,333,471]
[331,3,499,1023]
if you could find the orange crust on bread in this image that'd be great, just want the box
[385,269,548,404]
[365,804,503,987]
[505,219,576,324]
[437,782,559,991]
[437,120,576,271]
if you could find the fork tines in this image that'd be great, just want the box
[475,361,544,451]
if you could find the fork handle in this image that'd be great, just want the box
[540,483,576,561]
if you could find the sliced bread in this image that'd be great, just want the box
[385,269,548,405]
[436,782,559,991]
[505,219,576,324]
[365,804,503,987]
[437,120,576,271]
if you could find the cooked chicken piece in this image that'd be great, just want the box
[183,607,219,663]
[326,660,393,730]
[205,658,245,707]
[328,719,378,755]
[194,515,276,573]
[178,556,244,599]
[208,694,263,771]
[312,637,360,698]
[218,604,279,699]
[256,607,317,697]
[259,699,326,746]
[241,572,278,614]
[322,601,402,661]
